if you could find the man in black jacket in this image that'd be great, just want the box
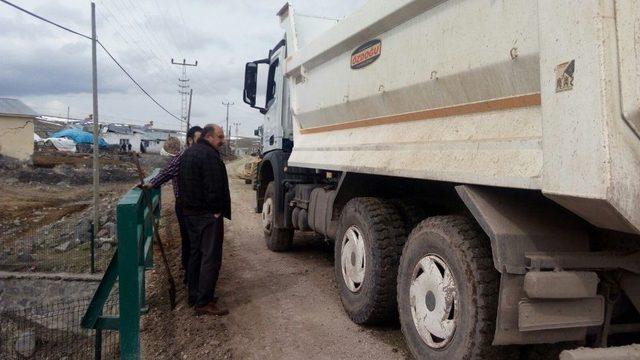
[179,124,231,316]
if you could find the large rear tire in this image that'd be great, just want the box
[262,181,293,252]
[397,216,505,359]
[334,197,406,325]
[389,198,428,235]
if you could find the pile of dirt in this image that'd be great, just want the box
[0,180,128,272]
[1,153,168,187]
[0,155,24,170]
[13,165,137,185]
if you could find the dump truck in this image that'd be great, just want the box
[242,1,640,358]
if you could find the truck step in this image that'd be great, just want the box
[518,296,604,331]
[524,271,599,299]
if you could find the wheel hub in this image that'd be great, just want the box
[261,198,273,234]
[425,291,436,312]
[340,225,366,292]
[409,254,458,349]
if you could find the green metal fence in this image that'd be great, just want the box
[81,170,160,360]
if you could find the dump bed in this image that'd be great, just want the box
[282,0,640,234]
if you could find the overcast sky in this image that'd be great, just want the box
[0,0,366,134]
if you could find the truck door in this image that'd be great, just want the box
[262,41,287,153]
[243,40,288,154]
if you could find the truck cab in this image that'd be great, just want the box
[243,39,291,155]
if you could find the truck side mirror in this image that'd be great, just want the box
[243,59,269,112]
[254,129,260,136]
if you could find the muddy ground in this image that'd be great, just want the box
[0,153,169,272]
[0,153,169,234]
[141,159,408,360]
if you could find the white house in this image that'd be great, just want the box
[0,98,37,161]
[101,123,140,151]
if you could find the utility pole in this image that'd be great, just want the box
[67,106,70,121]
[90,2,99,274]
[222,101,234,139]
[233,121,241,138]
[171,58,197,131]
[186,89,193,134]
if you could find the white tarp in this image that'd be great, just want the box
[44,138,76,152]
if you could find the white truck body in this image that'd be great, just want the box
[244,1,640,357]
[278,0,640,234]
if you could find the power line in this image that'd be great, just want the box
[121,0,181,59]
[96,4,179,86]
[150,0,185,56]
[98,41,184,123]
[106,0,177,75]
[0,0,183,123]
[174,0,196,51]
[0,0,91,39]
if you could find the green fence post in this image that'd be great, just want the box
[117,196,141,359]
[83,170,160,360]
[94,328,102,360]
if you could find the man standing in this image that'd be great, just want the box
[143,126,203,283]
[179,124,231,316]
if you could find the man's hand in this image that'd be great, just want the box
[214,213,221,219]
[139,183,155,190]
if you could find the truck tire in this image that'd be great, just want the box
[389,198,428,235]
[397,216,503,360]
[334,197,405,325]
[263,181,293,252]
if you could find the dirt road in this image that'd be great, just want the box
[142,173,408,359]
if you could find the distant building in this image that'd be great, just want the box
[101,123,139,151]
[0,98,38,161]
[139,128,181,154]
[230,136,261,156]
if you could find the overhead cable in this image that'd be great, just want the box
[0,0,92,39]
[0,0,183,123]
[97,41,184,123]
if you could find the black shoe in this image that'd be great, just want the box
[188,296,218,307]
[194,302,229,316]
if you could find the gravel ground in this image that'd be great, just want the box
[140,163,408,359]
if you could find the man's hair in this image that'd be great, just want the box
[186,126,203,141]
[201,124,220,138]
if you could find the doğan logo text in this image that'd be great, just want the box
[351,40,382,69]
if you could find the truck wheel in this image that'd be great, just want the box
[335,197,405,325]
[263,181,293,252]
[397,216,501,359]
[389,198,428,235]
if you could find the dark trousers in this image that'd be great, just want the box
[174,203,190,273]
[186,213,224,306]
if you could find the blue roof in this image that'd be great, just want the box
[51,128,109,148]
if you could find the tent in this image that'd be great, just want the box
[44,138,77,152]
[51,128,108,148]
